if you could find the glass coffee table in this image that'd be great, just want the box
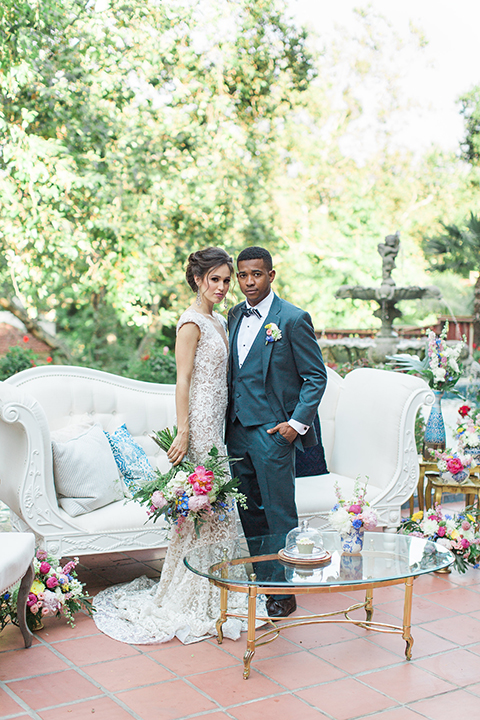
[184,531,454,679]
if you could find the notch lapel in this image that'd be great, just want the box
[262,295,282,383]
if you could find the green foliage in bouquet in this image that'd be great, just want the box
[133,427,247,538]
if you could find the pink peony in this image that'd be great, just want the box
[27,593,37,607]
[43,590,60,612]
[46,576,58,589]
[462,520,471,531]
[446,457,463,475]
[348,504,362,514]
[461,538,471,549]
[188,495,212,512]
[360,508,378,530]
[39,562,51,574]
[188,466,214,495]
[151,491,167,509]
[36,550,48,561]
[437,526,446,537]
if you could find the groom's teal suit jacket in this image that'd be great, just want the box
[227,294,327,450]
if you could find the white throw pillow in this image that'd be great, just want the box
[52,423,125,517]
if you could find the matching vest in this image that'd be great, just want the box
[229,326,276,427]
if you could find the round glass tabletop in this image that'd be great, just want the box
[184,531,455,587]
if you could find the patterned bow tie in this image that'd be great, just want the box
[242,306,261,319]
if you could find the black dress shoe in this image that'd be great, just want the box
[266,596,297,618]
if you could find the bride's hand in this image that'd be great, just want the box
[167,431,188,466]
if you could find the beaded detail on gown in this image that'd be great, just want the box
[93,308,255,644]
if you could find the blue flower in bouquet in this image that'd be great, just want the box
[175,492,190,516]
[352,517,363,530]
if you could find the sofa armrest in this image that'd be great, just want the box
[0,382,72,537]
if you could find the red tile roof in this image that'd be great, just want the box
[0,323,51,356]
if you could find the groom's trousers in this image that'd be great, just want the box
[226,418,298,540]
[227,418,298,597]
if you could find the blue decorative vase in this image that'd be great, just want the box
[423,390,446,460]
[340,527,364,554]
[466,447,480,465]
[340,553,363,580]
[440,468,469,484]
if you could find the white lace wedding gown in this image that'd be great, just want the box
[93,308,256,644]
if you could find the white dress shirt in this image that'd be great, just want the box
[236,291,308,436]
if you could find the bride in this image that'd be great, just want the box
[93,247,250,644]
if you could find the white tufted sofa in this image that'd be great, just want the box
[0,365,432,557]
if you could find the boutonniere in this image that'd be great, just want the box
[265,323,282,344]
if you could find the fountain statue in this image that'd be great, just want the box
[335,232,442,362]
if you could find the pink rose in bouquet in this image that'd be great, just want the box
[188,495,212,512]
[348,504,362,514]
[46,576,58,589]
[39,562,51,574]
[446,457,464,475]
[36,550,48,561]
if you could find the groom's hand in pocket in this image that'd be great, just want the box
[267,422,297,444]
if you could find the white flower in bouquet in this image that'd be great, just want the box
[436,537,452,549]
[422,518,439,535]
[329,506,353,534]
[437,459,448,472]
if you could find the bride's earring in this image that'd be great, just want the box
[196,288,202,306]
[223,296,228,311]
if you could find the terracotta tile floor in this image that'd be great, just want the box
[3,509,480,719]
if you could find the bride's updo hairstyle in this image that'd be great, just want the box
[185,247,233,292]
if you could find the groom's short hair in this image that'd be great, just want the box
[237,246,273,271]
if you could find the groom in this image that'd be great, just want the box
[226,246,327,618]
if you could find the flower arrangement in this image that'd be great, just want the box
[434,448,472,482]
[387,322,464,392]
[328,478,378,534]
[265,322,282,344]
[455,404,480,452]
[0,550,94,633]
[133,427,247,537]
[398,506,480,573]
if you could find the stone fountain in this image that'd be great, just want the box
[334,232,442,362]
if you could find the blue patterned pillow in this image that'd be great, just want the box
[104,424,155,491]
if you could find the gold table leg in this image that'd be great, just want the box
[365,587,373,623]
[243,580,257,680]
[402,576,414,660]
[216,585,228,644]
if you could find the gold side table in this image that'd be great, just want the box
[425,465,480,510]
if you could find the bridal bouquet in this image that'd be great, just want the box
[398,506,480,573]
[133,428,247,536]
[328,478,378,534]
[0,550,94,633]
[387,322,464,392]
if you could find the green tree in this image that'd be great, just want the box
[423,213,480,346]
[459,86,480,164]
[0,0,316,368]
